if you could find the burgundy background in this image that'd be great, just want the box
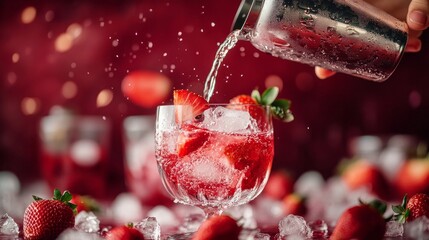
[0,0,428,195]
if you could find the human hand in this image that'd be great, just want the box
[315,0,429,79]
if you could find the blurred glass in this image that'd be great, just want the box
[39,110,110,199]
[123,115,171,206]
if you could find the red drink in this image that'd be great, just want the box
[155,105,274,210]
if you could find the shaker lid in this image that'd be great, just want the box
[232,0,264,30]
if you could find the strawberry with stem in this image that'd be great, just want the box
[392,193,429,223]
[230,86,294,123]
[23,189,77,240]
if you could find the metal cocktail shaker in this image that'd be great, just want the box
[233,0,408,81]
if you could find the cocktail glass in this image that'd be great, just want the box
[155,104,274,220]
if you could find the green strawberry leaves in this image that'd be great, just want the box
[392,195,410,224]
[33,189,77,214]
[251,87,294,122]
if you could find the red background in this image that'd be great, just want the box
[0,0,428,194]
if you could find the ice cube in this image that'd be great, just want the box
[294,171,324,197]
[0,214,19,235]
[75,211,100,233]
[191,160,224,183]
[111,193,146,224]
[201,107,252,132]
[253,197,284,228]
[135,217,161,240]
[404,216,429,239]
[308,219,328,238]
[385,220,403,237]
[378,147,406,181]
[225,204,257,229]
[147,205,179,229]
[0,172,20,195]
[57,229,102,240]
[278,215,311,238]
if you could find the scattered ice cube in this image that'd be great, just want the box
[0,172,21,219]
[0,214,19,235]
[147,205,179,229]
[378,147,406,181]
[178,213,205,233]
[404,216,429,239]
[75,211,100,233]
[111,193,145,224]
[385,220,403,237]
[0,172,20,195]
[278,214,312,238]
[308,219,328,238]
[253,197,284,228]
[135,217,161,240]
[201,107,252,132]
[294,171,325,197]
[57,229,103,240]
[225,204,257,229]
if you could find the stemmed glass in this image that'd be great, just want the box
[155,103,274,222]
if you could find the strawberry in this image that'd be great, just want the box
[192,215,241,240]
[392,193,429,223]
[176,124,209,157]
[229,87,294,123]
[229,95,264,120]
[70,195,100,213]
[121,70,171,108]
[394,158,429,198]
[331,199,387,240]
[23,189,77,240]
[282,193,307,216]
[105,224,145,240]
[173,89,209,123]
[341,159,391,200]
[262,170,294,200]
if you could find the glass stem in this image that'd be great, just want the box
[204,207,223,219]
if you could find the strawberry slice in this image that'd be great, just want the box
[173,90,209,123]
[177,124,209,157]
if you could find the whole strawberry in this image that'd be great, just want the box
[105,224,145,240]
[70,194,100,213]
[331,200,387,240]
[229,87,294,123]
[393,193,429,222]
[341,159,391,200]
[192,215,241,240]
[23,189,77,240]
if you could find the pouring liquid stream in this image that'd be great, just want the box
[203,29,247,102]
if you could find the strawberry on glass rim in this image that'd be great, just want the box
[173,89,209,123]
[229,86,294,123]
